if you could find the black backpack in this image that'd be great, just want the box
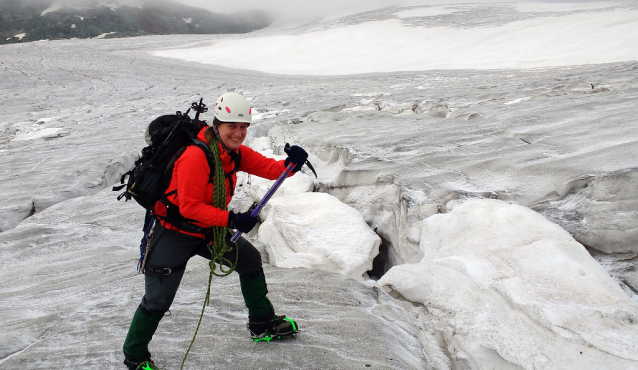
[113,100,240,233]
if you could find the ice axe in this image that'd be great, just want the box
[230,143,317,243]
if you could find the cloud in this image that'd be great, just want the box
[172,0,610,20]
[22,0,612,22]
[173,0,394,19]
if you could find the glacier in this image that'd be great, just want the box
[1,1,637,369]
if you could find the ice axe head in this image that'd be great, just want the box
[284,143,317,178]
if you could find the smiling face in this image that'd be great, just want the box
[216,122,248,151]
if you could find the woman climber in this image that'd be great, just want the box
[122,92,308,370]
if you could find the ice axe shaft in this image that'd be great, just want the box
[230,162,296,243]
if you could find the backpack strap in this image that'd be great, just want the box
[191,140,241,194]
[191,139,217,184]
[225,149,241,197]
[155,140,242,234]
[158,198,212,234]
[153,133,217,235]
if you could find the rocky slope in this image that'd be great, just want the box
[1,0,271,44]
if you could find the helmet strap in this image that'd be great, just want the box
[212,121,232,151]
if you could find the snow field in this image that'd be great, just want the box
[153,6,638,75]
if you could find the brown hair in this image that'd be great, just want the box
[204,126,216,146]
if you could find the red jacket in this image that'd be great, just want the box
[154,127,288,238]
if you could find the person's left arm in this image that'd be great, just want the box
[237,145,289,180]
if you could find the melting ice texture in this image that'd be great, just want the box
[1,1,638,369]
[380,199,638,369]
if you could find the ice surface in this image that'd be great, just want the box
[513,2,614,13]
[533,169,638,254]
[11,127,69,141]
[0,188,427,369]
[258,192,381,280]
[1,3,638,368]
[379,199,638,369]
[265,60,638,257]
[229,145,380,280]
[394,6,457,18]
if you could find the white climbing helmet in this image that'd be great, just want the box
[213,92,252,125]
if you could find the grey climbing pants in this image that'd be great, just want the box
[140,222,265,314]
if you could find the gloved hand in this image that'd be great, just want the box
[284,144,308,173]
[227,211,259,233]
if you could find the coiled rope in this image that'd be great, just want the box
[180,137,239,369]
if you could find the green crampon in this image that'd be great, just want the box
[138,362,159,370]
[252,317,298,343]
[252,332,297,343]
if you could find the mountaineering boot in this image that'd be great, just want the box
[124,352,160,370]
[123,350,159,370]
[248,312,299,343]
[123,306,164,366]
[239,271,298,342]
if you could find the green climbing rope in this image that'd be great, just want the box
[180,136,239,370]
[206,136,238,278]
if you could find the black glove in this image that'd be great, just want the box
[227,211,259,233]
[284,144,308,173]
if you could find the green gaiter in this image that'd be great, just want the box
[240,274,275,317]
[123,307,164,360]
